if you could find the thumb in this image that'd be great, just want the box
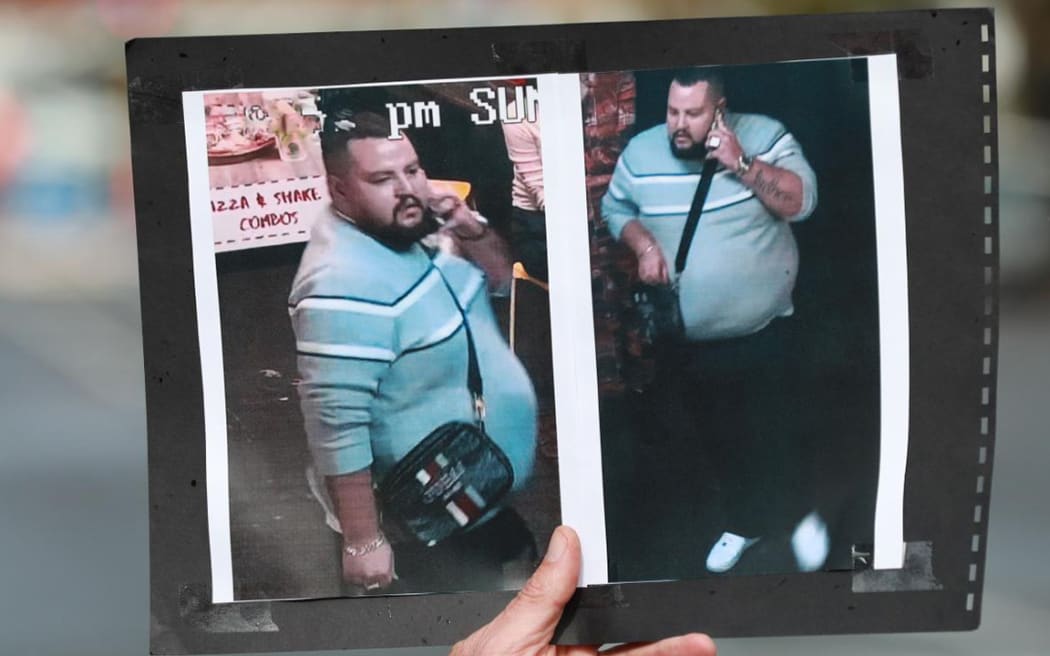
[478,526,581,652]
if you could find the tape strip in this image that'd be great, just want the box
[828,30,933,79]
[851,541,943,593]
[178,584,278,633]
[490,39,588,75]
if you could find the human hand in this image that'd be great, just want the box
[451,526,717,656]
[427,188,512,291]
[430,192,488,240]
[637,245,670,286]
[341,538,396,592]
[704,113,744,172]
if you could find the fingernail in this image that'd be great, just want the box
[545,527,568,563]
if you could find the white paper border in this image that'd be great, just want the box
[539,74,608,586]
[869,54,909,569]
[183,91,236,602]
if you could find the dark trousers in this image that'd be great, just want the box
[510,207,548,282]
[645,317,813,539]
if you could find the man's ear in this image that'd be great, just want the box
[327,173,346,205]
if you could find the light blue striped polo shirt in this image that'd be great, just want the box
[289,207,537,491]
[601,113,818,341]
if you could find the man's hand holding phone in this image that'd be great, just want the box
[428,192,489,241]
[426,188,512,292]
[705,109,746,173]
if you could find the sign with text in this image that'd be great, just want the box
[210,177,328,251]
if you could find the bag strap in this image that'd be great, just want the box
[434,264,485,425]
[674,158,719,276]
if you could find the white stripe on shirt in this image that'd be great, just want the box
[410,312,464,352]
[403,267,485,351]
[452,270,486,310]
[620,132,794,189]
[297,341,397,362]
[641,188,755,216]
[293,263,443,318]
[625,169,735,186]
[607,178,630,200]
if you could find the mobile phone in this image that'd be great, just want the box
[706,109,725,150]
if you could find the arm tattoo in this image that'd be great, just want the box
[751,170,790,202]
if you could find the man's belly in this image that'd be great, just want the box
[648,215,800,341]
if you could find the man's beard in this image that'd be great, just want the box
[669,131,708,160]
[377,196,437,250]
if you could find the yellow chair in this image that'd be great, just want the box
[428,179,472,203]
[509,261,549,352]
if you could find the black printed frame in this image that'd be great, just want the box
[129,9,997,653]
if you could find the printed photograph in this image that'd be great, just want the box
[194,78,559,601]
[581,59,888,581]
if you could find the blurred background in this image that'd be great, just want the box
[0,1,1047,654]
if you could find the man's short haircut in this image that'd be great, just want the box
[319,104,398,176]
[670,67,725,98]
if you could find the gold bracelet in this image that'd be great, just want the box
[344,532,388,558]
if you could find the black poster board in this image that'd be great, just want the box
[128,8,999,653]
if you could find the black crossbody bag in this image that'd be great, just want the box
[632,158,718,343]
[377,267,515,547]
